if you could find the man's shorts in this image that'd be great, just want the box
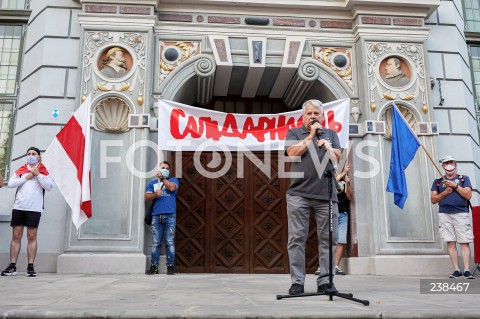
[10,209,41,228]
[438,213,473,243]
[337,211,348,244]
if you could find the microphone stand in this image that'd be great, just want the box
[277,148,369,306]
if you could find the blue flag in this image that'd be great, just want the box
[386,104,421,209]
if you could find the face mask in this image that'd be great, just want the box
[160,168,169,179]
[444,164,456,173]
[26,155,38,165]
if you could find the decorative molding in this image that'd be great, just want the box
[82,31,148,112]
[312,47,354,93]
[208,16,240,24]
[381,104,416,140]
[85,5,117,13]
[159,41,201,84]
[159,13,192,22]
[366,42,427,116]
[119,6,151,15]
[155,54,216,105]
[320,20,353,29]
[361,16,391,25]
[78,13,156,28]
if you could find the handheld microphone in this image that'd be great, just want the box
[310,119,323,136]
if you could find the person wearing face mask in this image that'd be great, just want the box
[431,155,474,279]
[144,161,179,275]
[1,147,54,277]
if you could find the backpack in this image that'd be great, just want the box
[144,198,156,226]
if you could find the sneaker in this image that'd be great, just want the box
[26,264,36,277]
[314,267,321,276]
[146,264,158,275]
[317,283,338,294]
[288,284,304,295]
[1,263,17,276]
[449,270,462,278]
[335,267,346,275]
[463,270,474,279]
[167,265,175,275]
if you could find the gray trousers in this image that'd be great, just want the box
[287,194,338,286]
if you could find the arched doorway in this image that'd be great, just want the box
[173,97,343,273]
[157,54,353,273]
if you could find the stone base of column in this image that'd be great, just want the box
[57,253,147,274]
[344,255,453,275]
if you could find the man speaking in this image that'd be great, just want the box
[284,99,341,295]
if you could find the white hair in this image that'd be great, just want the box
[302,99,324,112]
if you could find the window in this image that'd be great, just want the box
[465,0,480,32]
[0,0,28,9]
[469,46,480,112]
[0,102,13,176]
[0,24,22,176]
[464,1,480,127]
[0,25,22,95]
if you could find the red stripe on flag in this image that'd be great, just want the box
[55,116,86,197]
[80,201,92,218]
[81,171,92,218]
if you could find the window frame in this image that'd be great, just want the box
[0,22,25,178]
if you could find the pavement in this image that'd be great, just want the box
[0,272,479,319]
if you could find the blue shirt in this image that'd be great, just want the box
[431,175,471,213]
[146,178,180,215]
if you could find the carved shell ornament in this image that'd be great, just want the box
[93,97,131,132]
[381,105,417,140]
[312,47,354,92]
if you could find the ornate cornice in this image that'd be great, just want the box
[156,0,440,17]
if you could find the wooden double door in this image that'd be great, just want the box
[175,152,320,273]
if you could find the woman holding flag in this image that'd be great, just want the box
[1,147,54,277]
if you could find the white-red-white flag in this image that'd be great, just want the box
[42,96,92,229]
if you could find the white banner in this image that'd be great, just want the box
[157,99,350,151]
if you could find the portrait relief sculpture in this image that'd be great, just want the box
[100,47,129,79]
[382,57,410,88]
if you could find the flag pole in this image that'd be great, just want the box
[392,104,445,182]
[344,172,348,194]
[420,144,445,181]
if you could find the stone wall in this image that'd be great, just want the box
[426,0,480,204]
[0,0,82,273]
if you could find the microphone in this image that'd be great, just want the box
[310,119,323,137]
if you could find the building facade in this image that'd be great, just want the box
[0,0,478,275]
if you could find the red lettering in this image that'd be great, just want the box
[170,109,327,143]
[170,109,187,139]
[220,114,245,139]
[185,116,201,138]
[257,117,277,140]
[199,117,222,141]
[326,110,342,133]
[273,115,299,140]
[243,117,266,142]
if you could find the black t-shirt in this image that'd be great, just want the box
[284,125,341,201]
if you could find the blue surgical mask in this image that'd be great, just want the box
[160,168,170,179]
[26,155,38,165]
